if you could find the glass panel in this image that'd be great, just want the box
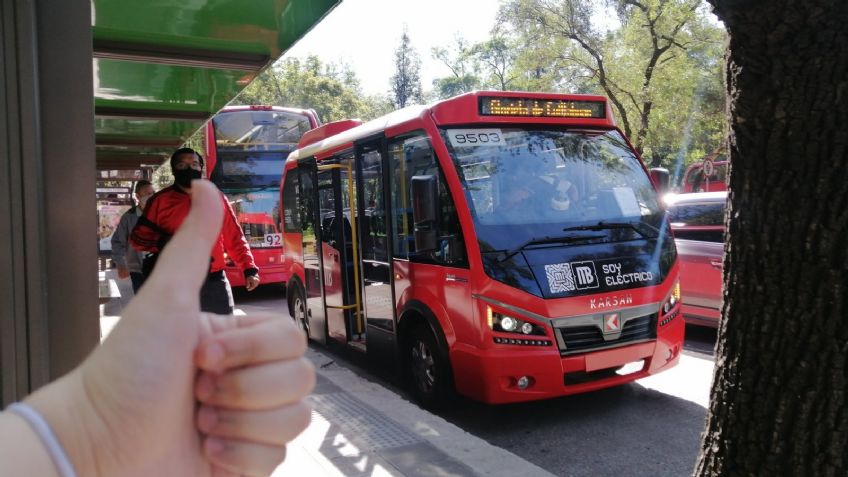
[389,133,465,265]
[360,149,389,278]
[213,110,312,151]
[444,127,661,253]
[299,166,318,264]
[226,188,281,248]
[212,152,288,188]
[282,170,299,232]
[668,202,725,226]
[358,144,393,333]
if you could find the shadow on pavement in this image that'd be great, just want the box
[435,383,707,477]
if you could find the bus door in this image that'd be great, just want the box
[355,140,396,357]
[298,161,326,344]
[318,160,362,346]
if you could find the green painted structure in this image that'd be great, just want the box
[92,0,339,169]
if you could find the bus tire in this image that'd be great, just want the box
[408,323,454,409]
[289,285,309,337]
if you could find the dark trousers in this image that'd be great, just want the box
[130,272,145,294]
[200,271,234,315]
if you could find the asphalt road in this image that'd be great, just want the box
[234,285,717,477]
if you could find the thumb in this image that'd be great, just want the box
[136,179,224,308]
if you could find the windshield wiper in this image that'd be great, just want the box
[562,220,659,239]
[495,234,604,263]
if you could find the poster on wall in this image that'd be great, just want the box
[97,204,130,252]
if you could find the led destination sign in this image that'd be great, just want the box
[479,97,606,119]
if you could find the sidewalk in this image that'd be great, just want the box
[273,346,555,477]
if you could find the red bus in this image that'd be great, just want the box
[205,105,320,287]
[681,159,727,193]
[280,92,684,406]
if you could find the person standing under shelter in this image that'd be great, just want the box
[131,148,260,314]
[111,180,155,293]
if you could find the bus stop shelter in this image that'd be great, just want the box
[1,0,340,405]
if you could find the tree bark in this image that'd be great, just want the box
[696,1,848,475]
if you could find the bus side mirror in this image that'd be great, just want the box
[411,175,438,252]
[649,167,670,193]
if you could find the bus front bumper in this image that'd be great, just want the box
[450,316,684,404]
[225,264,290,288]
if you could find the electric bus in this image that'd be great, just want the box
[205,105,320,287]
[280,92,683,406]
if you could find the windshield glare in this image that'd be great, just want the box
[213,110,312,151]
[444,127,662,252]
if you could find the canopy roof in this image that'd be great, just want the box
[92,0,339,170]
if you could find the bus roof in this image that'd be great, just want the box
[287,91,616,164]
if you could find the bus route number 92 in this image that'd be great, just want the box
[448,129,506,148]
[260,233,282,248]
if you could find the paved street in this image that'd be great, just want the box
[233,285,717,477]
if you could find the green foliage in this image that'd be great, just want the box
[471,29,522,91]
[391,29,424,108]
[234,56,391,123]
[431,37,482,98]
[432,0,726,172]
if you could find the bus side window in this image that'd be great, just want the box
[282,169,300,232]
[388,133,467,267]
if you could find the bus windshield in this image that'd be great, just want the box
[213,110,312,151]
[228,188,282,249]
[444,127,662,253]
[212,110,313,189]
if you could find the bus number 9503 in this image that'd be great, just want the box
[448,129,506,147]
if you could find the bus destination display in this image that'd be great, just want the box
[480,97,605,119]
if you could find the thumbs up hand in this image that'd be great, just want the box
[22,180,314,477]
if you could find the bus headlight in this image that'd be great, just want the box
[662,281,681,314]
[500,316,518,332]
[660,281,681,326]
[487,306,546,336]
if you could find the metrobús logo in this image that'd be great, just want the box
[601,262,654,286]
[545,261,599,294]
[546,259,655,295]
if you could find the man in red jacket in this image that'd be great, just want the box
[131,148,260,314]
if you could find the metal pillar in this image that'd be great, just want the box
[1,0,98,405]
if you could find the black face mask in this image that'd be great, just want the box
[174,169,202,188]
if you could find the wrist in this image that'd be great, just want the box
[0,411,61,476]
[25,371,104,477]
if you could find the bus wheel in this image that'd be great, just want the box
[291,287,309,337]
[408,324,453,409]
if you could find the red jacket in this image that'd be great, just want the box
[130,185,258,277]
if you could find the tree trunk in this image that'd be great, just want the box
[696,1,848,475]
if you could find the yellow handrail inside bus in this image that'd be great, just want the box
[317,163,363,335]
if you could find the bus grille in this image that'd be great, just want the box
[557,313,657,355]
